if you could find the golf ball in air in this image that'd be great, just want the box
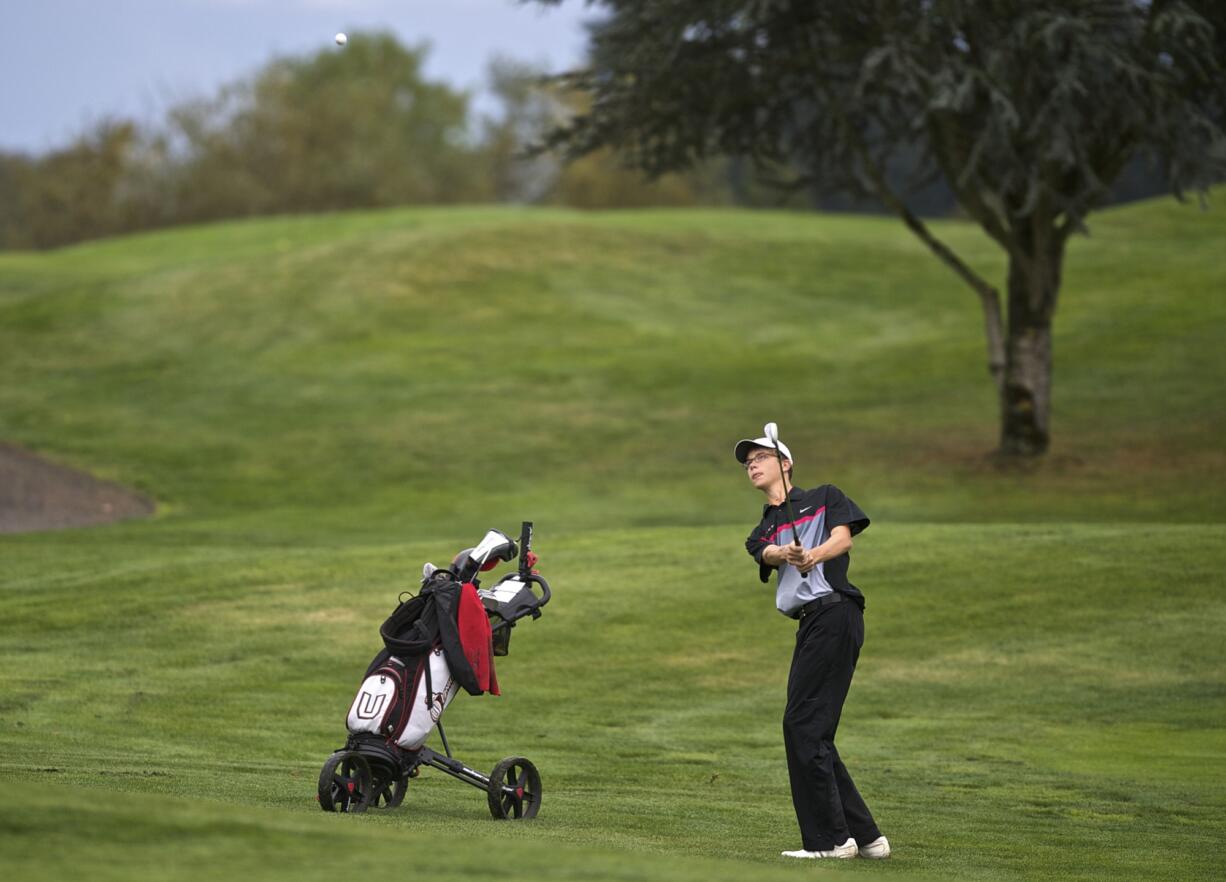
[335,32,347,46]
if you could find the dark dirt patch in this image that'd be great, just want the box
[0,442,155,534]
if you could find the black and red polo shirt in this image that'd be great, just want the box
[744,484,870,616]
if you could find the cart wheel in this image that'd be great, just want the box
[487,756,541,820]
[317,751,373,813]
[369,771,408,810]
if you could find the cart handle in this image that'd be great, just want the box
[521,572,551,610]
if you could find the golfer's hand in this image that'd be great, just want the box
[784,544,808,569]
[786,545,821,574]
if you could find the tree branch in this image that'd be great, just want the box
[813,78,1007,391]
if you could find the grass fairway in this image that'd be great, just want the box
[1,197,1224,881]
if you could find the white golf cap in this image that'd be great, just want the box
[734,436,794,465]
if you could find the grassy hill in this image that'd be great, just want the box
[1,198,1223,882]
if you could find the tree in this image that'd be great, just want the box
[0,34,489,250]
[6,120,141,249]
[0,152,34,249]
[530,0,1226,456]
[481,57,733,208]
[167,32,486,223]
[482,57,568,203]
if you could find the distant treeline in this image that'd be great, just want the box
[0,31,1166,251]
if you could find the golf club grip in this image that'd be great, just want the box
[518,521,533,577]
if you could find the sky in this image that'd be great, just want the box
[0,0,594,154]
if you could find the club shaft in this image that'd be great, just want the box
[771,443,802,547]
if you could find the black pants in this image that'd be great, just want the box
[783,599,881,850]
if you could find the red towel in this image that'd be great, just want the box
[457,582,500,696]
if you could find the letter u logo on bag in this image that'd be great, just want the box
[355,691,388,720]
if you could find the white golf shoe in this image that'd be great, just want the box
[781,838,858,859]
[858,835,891,859]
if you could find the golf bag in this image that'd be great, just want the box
[346,647,458,751]
[318,522,552,818]
[344,567,477,751]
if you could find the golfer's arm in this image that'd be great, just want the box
[811,525,853,562]
[763,527,853,568]
[761,545,791,566]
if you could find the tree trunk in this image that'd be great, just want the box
[1000,243,1063,457]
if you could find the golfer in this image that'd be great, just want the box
[736,431,890,860]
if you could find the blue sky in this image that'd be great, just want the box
[1,0,592,153]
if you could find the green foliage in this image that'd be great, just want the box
[0,34,492,251]
[167,32,486,220]
[0,152,32,246]
[482,57,566,203]
[482,57,734,208]
[532,0,1226,455]
[538,0,1226,225]
[0,34,745,252]
[0,121,143,249]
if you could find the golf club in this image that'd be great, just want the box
[764,422,807,582]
